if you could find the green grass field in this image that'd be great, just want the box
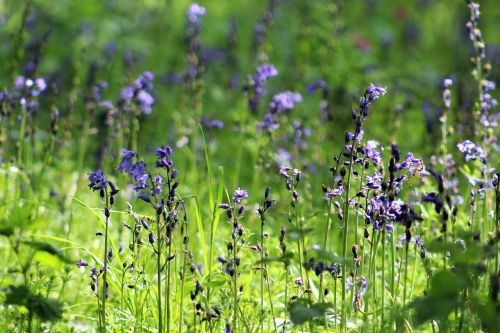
[0,0,498,332]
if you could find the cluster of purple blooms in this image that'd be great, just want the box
[119,71,155,114]
[0,76,47,112]
[218,188,249,277]
[466,2,485,59]
[187,3,206,23]
[443,78,453,110]
[365,144,424,237]
[457,140,487,163]
[305,257,341,278]
[258,91,302,132]
[87,169,119,201]
[244,64,278,113]
[117,146,177,205]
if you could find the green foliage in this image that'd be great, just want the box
[5,285,63,322]
[410,270,465,325]
[288,299,332,325]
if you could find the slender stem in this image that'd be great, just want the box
[101,197,110,333]
[381,228,386,328]
[341,150,354,331]
[261,219,265,333]
[409,245,418,300]
[402,241,409,308]
[390,231,396,329]
[18,106,27,168]
[320,199,333,303]
[166,241,172,333]
[233,234,238,332]
[156,214,163,333]
[362,229,375,333]
[266,272,278,332]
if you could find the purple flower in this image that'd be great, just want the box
[306,79,328,94]
[187,3,206,22]
[117,149,137,173]
[76,259,88,268]
[136,90,154,114]
[156,146,173,158]
[255,64,278,82]
[155,146,174,169]
[325,185,344,199]
[88,169,108,191]
[120,87,134,101]
[279,165,291,179]
[362,141,382,166]
[119,72,155,114]
[233,188,248,204]
[269,91,302,111]
[457,140,487,163]
[365,84,387,102]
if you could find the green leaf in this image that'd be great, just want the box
[30,295,63,322]
[289,299,332,325]
[311,249,354,268]
[410,270,464,325]
[0,226,14,237]
[288,227,314,241]
[5,285,32,306]
[4,285,63,322]
[21,240,72,263]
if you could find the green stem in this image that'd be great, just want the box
[261,220,265,333]
[381,228,386,328]
[166,241,172,333]
[101,197,110,333]
[156,214,163,333]
[402,242,409,308]
[233,234,238,332]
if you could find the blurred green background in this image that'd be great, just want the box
[1,0,499,176]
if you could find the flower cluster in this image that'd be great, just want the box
[244,64,278,114]
[119,71,155,114]
[88,169,119,202]
[258,91,302,132]
[218,188,249,279]
[465,2,485,59]
[187,3,206,23]
[442,78,452,110]
[457,140,487,163]
[6,76,47,112]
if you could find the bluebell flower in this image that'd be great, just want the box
[156,146,173,158]
[119,72,155,114]
[187,3,206,23]
[268,91,302,111]
[76,259,88,268]
[325,185,344,199]
[457,140,487,163]
[255,64,277,82]
[278,165,291,179]
[233,188,248,204]
[88,169,108,191]
[117,149,137,173]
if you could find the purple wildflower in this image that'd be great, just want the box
[88,169,108,191]
[233,188,248,204]
[76,259,88,268]
[268,91,302,111]
[457,140,487,163]
[187,3,206,23]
